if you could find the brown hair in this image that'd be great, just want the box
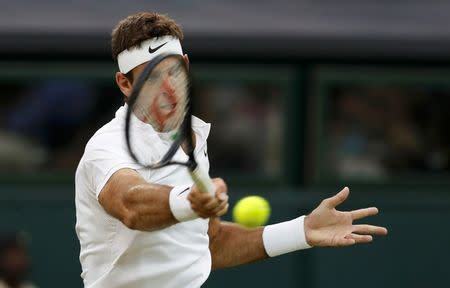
[111,12,184,61]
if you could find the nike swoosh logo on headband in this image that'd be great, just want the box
[149,42,168,53]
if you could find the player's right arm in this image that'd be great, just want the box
[98,168,177,231]
[98,168,229,231]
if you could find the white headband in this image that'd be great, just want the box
[117,36,183,74]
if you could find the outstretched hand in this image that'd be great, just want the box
[304,187,388,247]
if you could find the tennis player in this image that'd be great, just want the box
[75,12,388,288]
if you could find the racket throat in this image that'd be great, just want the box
[186,156,198,171]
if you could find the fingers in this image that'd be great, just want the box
[212,178,227,197]
[214,203,229,217]
[203,192,228,211]
[323,187,350,208]
[336,238,356,246]
[189,195,228,218]
[346,233,373,244]
[353,224,388,235]
[188,178,229,218]
[351,207,379,220]
[188,190,212,207]
[335,234,374,247]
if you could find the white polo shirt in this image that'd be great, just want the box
[75,105,212,288]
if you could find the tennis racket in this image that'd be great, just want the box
[124,53,215,195]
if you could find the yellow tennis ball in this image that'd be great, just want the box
[232,196,271,228]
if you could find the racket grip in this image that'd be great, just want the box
[190,166,215,196]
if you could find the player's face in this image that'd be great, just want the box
[131,57,188,132]
[129,54,189,85]
[117,54,189,99]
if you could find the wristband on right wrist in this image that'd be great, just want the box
[169,185,197,222]
[262,215,312,257]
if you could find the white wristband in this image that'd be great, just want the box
[169,185,197,222]
[262,215,312,257]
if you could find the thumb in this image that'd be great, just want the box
[325,187,350,208]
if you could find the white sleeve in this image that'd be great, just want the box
[83,142,142,198]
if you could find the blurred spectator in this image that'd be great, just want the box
[326,83,450,180]
[1,80,95,172]
[0,233,37,288]
[329,89,387,180]
[194,81,282,177]
[7,80,95,150]
[0,131,47,171]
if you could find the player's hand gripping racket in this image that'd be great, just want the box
[125,53,215,195]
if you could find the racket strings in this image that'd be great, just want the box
[134,64,189,133]
[126,55,192,168]
[163,73,189,132]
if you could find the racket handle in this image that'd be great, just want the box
[190,166,215,196]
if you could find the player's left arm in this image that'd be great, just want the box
[208,187,388,269]
[208,218,267,269]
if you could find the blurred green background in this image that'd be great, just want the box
[1,1,450,287]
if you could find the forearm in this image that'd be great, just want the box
[99,169,178,231]
[209,218,268,269]
[120,183,177,231]
[208,216,314,269]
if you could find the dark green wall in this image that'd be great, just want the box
[0,185,449,288]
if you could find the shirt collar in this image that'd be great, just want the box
[116,104,211,140]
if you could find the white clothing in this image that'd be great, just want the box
[75,105,212,288]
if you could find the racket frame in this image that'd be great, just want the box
[124,53,215,195]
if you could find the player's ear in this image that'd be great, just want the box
[115,72,133,98]
[183,54,190,71]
